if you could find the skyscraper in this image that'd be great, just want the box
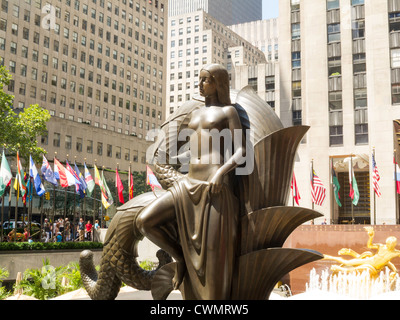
[0,0,168,171]
[168,0,262,25]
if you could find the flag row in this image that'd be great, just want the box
[0,151,163,210]
[290,152,400,207]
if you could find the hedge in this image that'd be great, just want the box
[0,242,103,251]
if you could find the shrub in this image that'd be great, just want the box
[0,242,103,251]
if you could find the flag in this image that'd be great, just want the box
[147,165,162,191]
[65,160,83,197]
[0,150,12,197]
[332,167,342,207]
[349,158,360,206]
[84,163,95,197]
[41,155,58,186]
[29,155,45,196]
[54,158,77,188]
[372,153,381,198]
[311,168,326,206]
[15,151,27,197]
[128,167,134,200]
[291,172,301,206]
[116,168,125,204]
[102,170,114,208]
[74,162,87,198]
[395,157,400,195]
[94,164,111,209]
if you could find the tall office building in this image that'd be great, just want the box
[229,18,279,62]
[166,10,266,116]
[0,0,168,171]
[278,0,400,225]
[168,0,262,25]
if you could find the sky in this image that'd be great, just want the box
[262,0,279,20]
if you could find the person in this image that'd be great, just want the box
[64,218,71,241]
[23,228,29,242]
[78,218,85,241]
[137,64,246,300]
[321,219,327,225]
[93,220,100,242]
[43,218,51,243]
[7,229,16,242]
[59,218,64,239]
[324,227,400,280]
[85,220,93,241]
[28,236,33,244]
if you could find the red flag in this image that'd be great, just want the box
[128,167,134,200]
[116,168,124,204]
[291,172,301,206]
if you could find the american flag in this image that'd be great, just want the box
[291,172,301,206]
[372,153,381,197]
[311,169,326,206]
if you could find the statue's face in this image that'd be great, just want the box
[199,70,217,98]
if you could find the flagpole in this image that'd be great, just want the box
[1,193,4,242]
[93,160,97,228]
[350,155,354,225]
[395,149,399,224]
[14,177,19,242]
[311,159,314,211]
[330,157,334,225]
[373,148,376,226]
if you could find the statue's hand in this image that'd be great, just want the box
[209,173,224,194]
[364,226,374,237]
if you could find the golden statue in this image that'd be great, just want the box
[324,227,400,280]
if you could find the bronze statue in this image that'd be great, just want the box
[80,64,323,300]
[324,227,400,281]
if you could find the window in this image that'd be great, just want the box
[352,20,365,39]
[53,133,61,147]
[327,0,339,10]
[328,23,341,43]
[292,52,301,69]
[329,125,343,146]
[97,142,103,155]
[291,23,300,40]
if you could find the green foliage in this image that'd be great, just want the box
[16,258,67,300]
[139,260,157,271]
[0,67,51,164]
[0,267,10,299]
[60,262,83,292]
[0,241,103,251]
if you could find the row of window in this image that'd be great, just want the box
[48,132,146,162]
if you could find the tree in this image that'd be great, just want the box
[0,66,51,164]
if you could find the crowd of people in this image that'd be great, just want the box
[42,217,101,242]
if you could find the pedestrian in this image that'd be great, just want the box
[78,218,85,241]
[23,228,30,242]
[59,218,64,239]
[85,220,93,241]
[56,232,62,242]
[44,218,51,243]
[65,218,71,241]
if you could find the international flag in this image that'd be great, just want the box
[372,153,381,198]
[0,150,12,197]
[29,155,45,196]
[54,158,77,188]
[395,158,400,195]
[14,151,27,197]
[128,167,134,200]
[349,158,360,206]
[65,160,83,197]
[74,162,87,197]
[332,167,342,207]
[116,168,124,204]
[102,170,114,208]
[311,168,326,206]
[94,164,111,209]
[291,172,301,206]
[84,163,95,197]
[147,165,162,191]
[41,155,58,186]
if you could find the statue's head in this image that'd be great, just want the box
[386,236,397,250]
[199,64,231,105]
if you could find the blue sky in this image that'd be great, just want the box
[262,0,279,20]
